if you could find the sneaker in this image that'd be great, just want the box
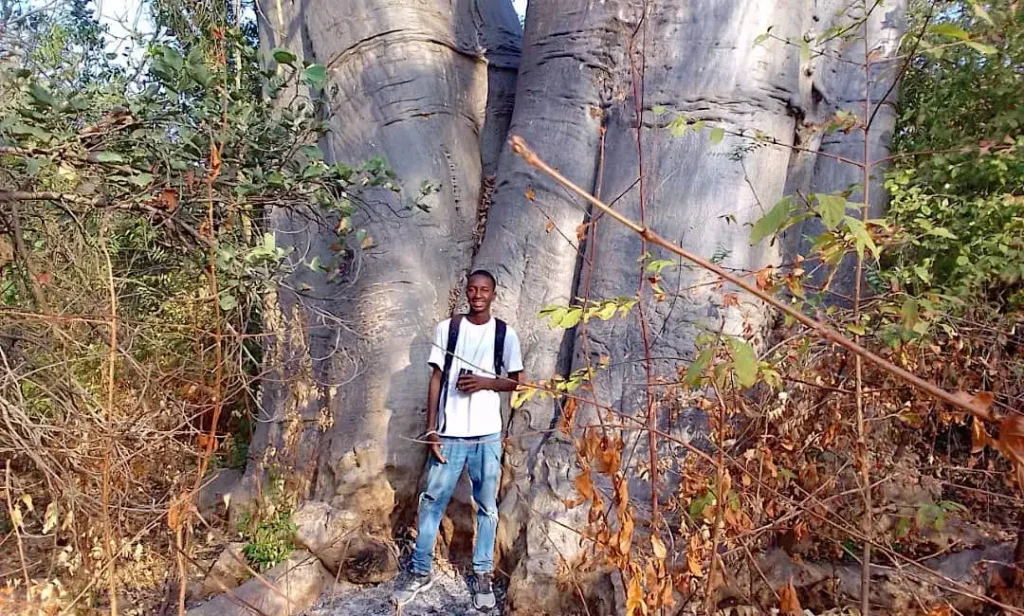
[392,570,435,606]
[471,572,496,611]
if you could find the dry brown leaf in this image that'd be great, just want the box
[651,534,667,560]
[618,512,635,556]
[779,579,802,615]
[157,188,179,211]
[524,187,535,202]
[997,415,1024,462]
[686,549,703,577]
[545,219,555,233]
[995,415,1024,491]
[625,574,645,616]
[574,468,594,501]
[596,435,622,475]
[558,397,577,437]
[970,416,990,454]
[208,142,222,181]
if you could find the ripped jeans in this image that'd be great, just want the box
[410,434,502,575]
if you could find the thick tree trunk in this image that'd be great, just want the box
[245,0,521,563]
[475,1,906,613]
[475,2,807,611]
[247,0,906,612]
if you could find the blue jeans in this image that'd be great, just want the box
[411,435,502,575]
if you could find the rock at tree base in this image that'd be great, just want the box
[195,468,243,521]
[292,500,398,583]
[187,550,328,616]
[199,542,252,598]
[305,566,504,616]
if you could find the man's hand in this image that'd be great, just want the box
[456,373,493,394]
[425,432,446,464]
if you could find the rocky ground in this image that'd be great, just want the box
[304,563,504,616]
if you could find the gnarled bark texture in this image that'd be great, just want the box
[247,0,906,612]
[474,1,807,612]
[246,0,521,566]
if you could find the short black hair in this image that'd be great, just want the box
[467,269,497,288]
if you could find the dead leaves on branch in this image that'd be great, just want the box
[959,391,1024,492]
[778,579,803,615]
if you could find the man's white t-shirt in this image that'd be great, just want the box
[427,317,524,438]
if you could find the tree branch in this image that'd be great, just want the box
[509,135,993,421]
[0,190,101,206]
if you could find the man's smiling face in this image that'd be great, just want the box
[467,273,495,315]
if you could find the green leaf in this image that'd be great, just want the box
[28,83,57,108]
[924,226,957,239]
[668,117,689,137]
[300,144,323,160]
[272,48,298,65]
[218,293,238,311]
[844,216,880,261]
[726,338,758,388]
[929,23,970,40]
[301,163,323,179]
[303,64,327,87]
[94,151,125,163]
[846,323,866,335]
[749,198,792,245]
[753,31,771,47]
[815,194,848,231]
[652,105,667,115]
[684,348,714,388]
[10,122,51,141]
[645,259,674,274]
[966,41,998,55]
[709,127,725,145]
[560,308,582,329]
[128,172,154,187]
[597,303,617,321]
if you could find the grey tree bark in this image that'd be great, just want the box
[245,0,906,612]
[475,1,905,612]
[244,0,521,565]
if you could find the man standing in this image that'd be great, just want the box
[394,270,523,610]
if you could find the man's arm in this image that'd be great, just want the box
[456,371,521,393]
[424,367,446,463]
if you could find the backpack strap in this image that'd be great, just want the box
[494,318,507,376]
[437,315,463,433]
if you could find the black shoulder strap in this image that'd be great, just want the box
[437,315,462,432]
[494,318,506,376]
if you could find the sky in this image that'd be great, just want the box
[94,0,154,58]
[95,0,528,38]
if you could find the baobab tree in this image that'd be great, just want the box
[244,0,905,611]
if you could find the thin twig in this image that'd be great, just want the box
[4,460,31,591]
[854,17,874,614]
[99,212,119,616]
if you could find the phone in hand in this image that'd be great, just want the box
[457,368,473,394]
